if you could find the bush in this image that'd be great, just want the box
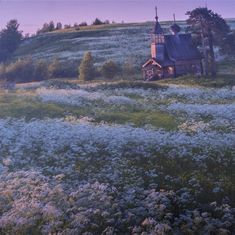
[3,57,50,83]
[79,52,95,81]
[5,58,34,83]
[101,60,120,79]
[64,24,71,29]
[92,18,104,26]
[0,64,6,80]
[73,23,80,31]
[33,60,49,81]
[49,59,78,78]
[79,22,88,27]
[48,59,60,78]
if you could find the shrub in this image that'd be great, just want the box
[3,57,50,83]
[92,18,104,26]
[49,59,78,78]
[73,23,80,31]
[34,60,50,81]
[79,52,95,81]
[64,24,71,29]
[101,60,120,79]
[5,58,34,83]
[0,64,6,80]
[79,22,88,27]
[48,58,61,78]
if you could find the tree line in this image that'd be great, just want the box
[36,18,114,35]
[0,53,137,83]
[0,7,235,80]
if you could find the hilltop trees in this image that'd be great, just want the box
[0,19,23,61]
[186,8,231,77]
[79,52,95,81]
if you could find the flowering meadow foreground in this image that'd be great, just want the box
[0,80,234,234]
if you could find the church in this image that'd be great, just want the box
[142,8,203,80]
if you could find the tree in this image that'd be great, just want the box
[56,22,63,30]
[101,60,120,79]
[79,52,95,81]
[79,22,88,27]
[92,18,104,25]
[48,21,55,32]
[186,8,230,77]
[64,24,71,29]
[0,19,23,61]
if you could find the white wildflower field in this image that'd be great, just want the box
[0,80,234,234]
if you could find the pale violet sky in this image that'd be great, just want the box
[0,0,234,34]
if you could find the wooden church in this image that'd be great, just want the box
[142,7,203,81]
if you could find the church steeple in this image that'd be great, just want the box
[153,6,163,35]
[151,6,165,59]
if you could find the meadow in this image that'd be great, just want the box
[0,76,234,234]
[14,20,235,66]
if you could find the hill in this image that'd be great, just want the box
[14,20,235,66]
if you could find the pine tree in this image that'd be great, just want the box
[0,19,23,61]
[186,8,230,77]
[79,52,95,81]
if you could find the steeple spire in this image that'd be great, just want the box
[155,6,158,22]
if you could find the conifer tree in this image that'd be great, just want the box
[186,8,230,77]
[79,52,95,81]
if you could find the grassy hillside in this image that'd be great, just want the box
[14,20,235,66]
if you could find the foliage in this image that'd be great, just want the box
[64,24,71,29]
[186,8,231,76]
[37,21,65,34]
[0,57,50,83]
[33,60,50,81]
[220,32,235,56]
[56,22,63,30]
[0,19,23,61]
[48,58,61,78]
[79,22,88,27]
[79,52,95,81]
[4,57,35,83]
[101,60,120,79]
[48,60,78,78]
[92,18,104,25]
[73,23,80,31]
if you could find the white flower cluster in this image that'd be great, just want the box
[37,88,136,107]
[0,83,234,234]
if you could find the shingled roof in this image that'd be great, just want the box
[164,34,202,61]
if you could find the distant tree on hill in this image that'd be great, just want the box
[73,23,80,30]
[79,22,88,27]
[56,22,63,30]
[92,18,104,25]
[48,21,55,32]
[0,19,23,61]
[186,8,231,77]
[64,24,71,29]
[79,52,95,81]
[37,21,57,34]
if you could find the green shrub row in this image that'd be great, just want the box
[0,52,140,83]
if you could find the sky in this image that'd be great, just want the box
[0,0,235,35]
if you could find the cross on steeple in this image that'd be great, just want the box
[155,6,158,21]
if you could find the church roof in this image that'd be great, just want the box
[164,34,202,61]
[153,21,164,34]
